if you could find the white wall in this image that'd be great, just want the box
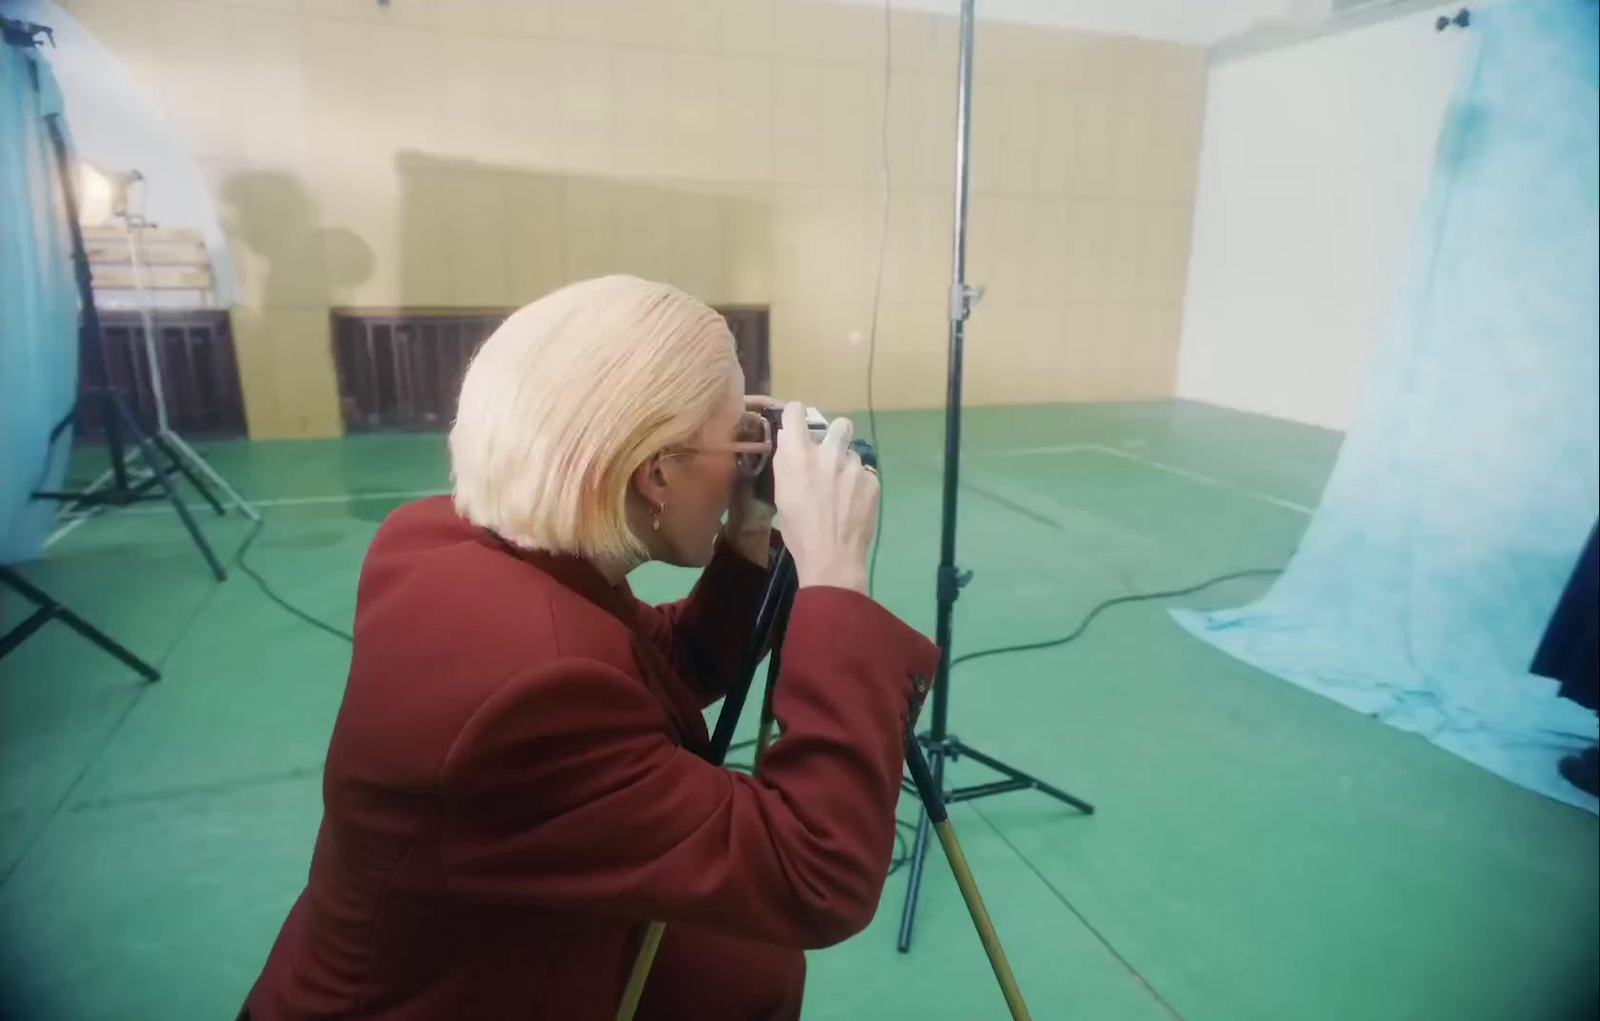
[1175,5,1469,431]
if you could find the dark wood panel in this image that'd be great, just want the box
[77,310,247,441]
[722,306,771,396]
[332,304,771,434]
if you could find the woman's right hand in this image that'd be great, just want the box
[772,402,879,595]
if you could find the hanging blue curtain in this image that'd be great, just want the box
[0,21,79,566]
[1176,0,1600,812]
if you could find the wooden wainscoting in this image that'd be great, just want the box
[331,305,771,433]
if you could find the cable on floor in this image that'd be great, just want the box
[951,567,1284,670]
[235,517,355,644]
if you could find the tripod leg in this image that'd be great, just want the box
[896,742,942,952]
[615,920,665,1021]
[164,431,261,521]
[931,821,1031,1021]
[0,568,159,681]
[116,396,227,581]
[154,432,225,516]
[52,603,162,682]
[905,740,1032,1021]
[1,609,53,659]
[101,390,134,495]
[954,742,1094,816]
[748,688,774,768]
[618,549,793,1017]
[752,600,793,772]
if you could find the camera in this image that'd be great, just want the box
[752,405,876,505]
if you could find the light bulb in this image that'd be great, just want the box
[77,162,113,225]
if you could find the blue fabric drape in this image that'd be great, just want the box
[1,27,79,565]
[1176,0,1600,812]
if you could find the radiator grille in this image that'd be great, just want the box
[332,305,771,434]
[79,310,247,441]
[332,310,504,433]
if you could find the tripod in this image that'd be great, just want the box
[895,0,1095,954]
[29,106,232,581]
[618,448,1034,1021]
[111,173,260,526]
[0,564,159,682]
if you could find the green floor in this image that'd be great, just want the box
[2,402,1594,1020]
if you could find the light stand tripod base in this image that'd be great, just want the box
[37,388,229,582]
[896,736,1094,953]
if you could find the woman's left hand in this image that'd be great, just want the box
[724,395,777,566]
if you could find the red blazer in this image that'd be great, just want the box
[244,497,938,1020]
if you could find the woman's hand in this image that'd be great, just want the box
[772,402,878,595]
[723,395,777,567]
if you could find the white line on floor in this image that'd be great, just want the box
[42,489,452,549]
[938,442,1315,516]
[1086,444,1314,515]
[241,488,450,509]
[44,512,97,549]
[43,442,1313,552]
[968,442,1101,458]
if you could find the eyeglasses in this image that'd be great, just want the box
[668,411,773,478]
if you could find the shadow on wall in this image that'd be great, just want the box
[217,171,373,440]
[215,159,781,440]
[310,151,782,437]
[393,151,774,314]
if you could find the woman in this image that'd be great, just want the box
[243,276,938,1020]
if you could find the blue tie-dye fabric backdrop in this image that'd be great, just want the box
[1176,0,1600,812]
[1,33,78,565]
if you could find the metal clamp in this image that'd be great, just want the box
[937,564,974,605]
[949,283,986,323]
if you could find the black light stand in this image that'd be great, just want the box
[0,18,161,682]
[895,0,1095,954]
[29,76,226,581]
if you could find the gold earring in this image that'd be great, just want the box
[652,503,663,531]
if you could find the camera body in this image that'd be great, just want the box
[758,405,831,441]
[753,405,876,505]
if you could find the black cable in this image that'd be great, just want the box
[950,567,1282,670]
[235,518,355,644]
[865,0,891,600]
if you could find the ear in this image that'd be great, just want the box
[631,452,674,511]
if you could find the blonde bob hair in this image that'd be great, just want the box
[449,275,739,560]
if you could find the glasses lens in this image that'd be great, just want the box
[735,411,767,441]
[735,412,769,478]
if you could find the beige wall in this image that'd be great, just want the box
[62,0,1206,439]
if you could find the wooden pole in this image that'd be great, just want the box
[614,921,666,1021]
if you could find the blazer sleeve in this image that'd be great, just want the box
[632,534,775,707]
[437,587,939,950]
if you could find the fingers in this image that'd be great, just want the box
[744,394,778,410]
[861,468,882,520]
[821,415,853,455]
[777,402,807,457]
[780,401,806,436]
